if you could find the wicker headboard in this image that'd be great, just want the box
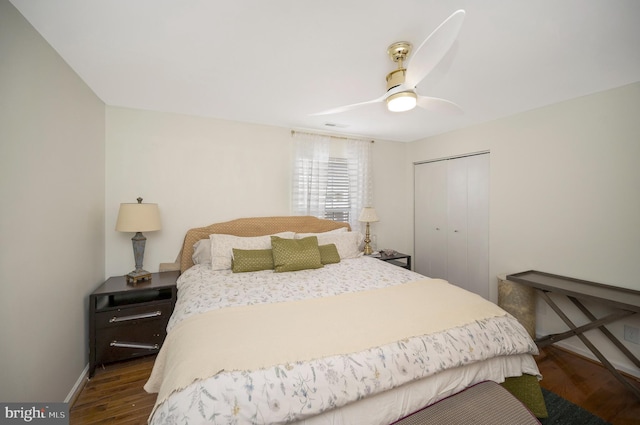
[179,216,351,273]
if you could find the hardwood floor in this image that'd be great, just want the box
[70,346,640,424]
[70,357,156,425]
[535,346,640,425]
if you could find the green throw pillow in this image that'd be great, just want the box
[231,248,274,273]
[270,236,323,273]
[319,243,341,265]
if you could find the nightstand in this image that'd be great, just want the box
[89,271,178,377]
[377,252,412,270]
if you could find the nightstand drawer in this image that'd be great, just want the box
[96,323,166,363]
[94,301,172,329]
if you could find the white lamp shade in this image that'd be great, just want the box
[358,207,379,223]
[115,203,161,232]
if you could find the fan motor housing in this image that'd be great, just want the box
[386,69,406,91]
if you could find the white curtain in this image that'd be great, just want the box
[291,132,330,218]
[346,138,373,231]
[292,131,373,231]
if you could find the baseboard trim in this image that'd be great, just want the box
[553,340,640,380]
[65,363,89,406]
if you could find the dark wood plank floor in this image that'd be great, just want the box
[70,357,156,425]
[70,346,640,424]
[535,346,640,425]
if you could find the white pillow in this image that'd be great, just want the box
[210,232,295,270]
[311,231,363,259]
[192,239,211,265]
[294,227,348,239]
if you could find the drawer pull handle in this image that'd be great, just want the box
[110,341,160,350]
[109,310,162,323]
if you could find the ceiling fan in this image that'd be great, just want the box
[311,9,465,116]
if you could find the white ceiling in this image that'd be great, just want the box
[10,0,640,142]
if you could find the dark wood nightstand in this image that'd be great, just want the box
[89,271,178,377]
[377,252,412,270]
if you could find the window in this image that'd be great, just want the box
[324,158,350,222]
[291,131,372,230]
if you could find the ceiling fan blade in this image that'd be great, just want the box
[405,9,465,88]
[416,95,463,114]
[309,93,388,116]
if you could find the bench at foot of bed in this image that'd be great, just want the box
[392,381,541,425]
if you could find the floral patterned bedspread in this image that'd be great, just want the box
[168,256,424,332]
[149,257,538,425]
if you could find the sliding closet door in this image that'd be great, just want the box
[446,157,469,290]
[465,154,490,298]
[414,153,489,299]
[414,161,447,278]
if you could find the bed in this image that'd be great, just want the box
[144,216,543,424]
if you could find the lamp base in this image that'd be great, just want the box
[125,269,152,285]
[363,222,373,255]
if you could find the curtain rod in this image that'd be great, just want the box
[290,130,374,143]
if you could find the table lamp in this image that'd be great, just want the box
[358,207,379,255]
[115,197,161,284]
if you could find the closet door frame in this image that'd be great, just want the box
[413,151,490,298]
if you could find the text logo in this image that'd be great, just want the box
[1,403,68,424]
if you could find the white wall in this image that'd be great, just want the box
[105,107,410,277]
[0,0,105,402]
[408,82,640,376]
[370,138,413,254]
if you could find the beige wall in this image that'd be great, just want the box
[408,82,640,376]
[0,0,105,402]
[105,107,411,277]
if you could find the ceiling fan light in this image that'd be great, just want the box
[386,91,417,112]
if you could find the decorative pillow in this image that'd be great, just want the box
[318,244,341,265]
[302,231,363,259]
[231,248,274,273]
[210,232,295,270]
[192,239,211,265]
[270,236,323,273]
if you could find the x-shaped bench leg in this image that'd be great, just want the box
[537,290,640,400]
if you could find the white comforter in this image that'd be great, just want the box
[168,256,424,332]
[148,257,539,425]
